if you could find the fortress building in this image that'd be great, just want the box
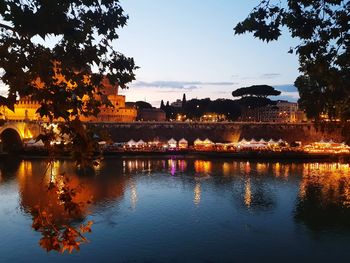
[0,78,137,122]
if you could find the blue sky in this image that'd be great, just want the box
[116,0,300,106]
[0,1,300,106]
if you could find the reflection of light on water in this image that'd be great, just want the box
[178,160,187,172]
[194,182,201,206]
[245,162,251,174]
[223,162,230,176]
[239,162,250,175]
[299,162,350,206]
[244,178,252,208]
[284,165,290,178]
[273,163,281,177]
[46,161,61,183]
[194,160,212,174]
[256,163,268,174]
[18,161,33,180]
[130,180,138,210]
[168,159,176,176]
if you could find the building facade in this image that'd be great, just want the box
[170,99,183,108]
[1,79,137,122]
[137,108,166,121]
[240,101,307,123]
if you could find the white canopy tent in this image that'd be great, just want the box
[178,138,188,149]
[126,139,137,147]
[194,138,203,145]
[167,138,177,148]
[25,139,45,147]
[136,140,147,147]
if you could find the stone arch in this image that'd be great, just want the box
[0,127,23,153]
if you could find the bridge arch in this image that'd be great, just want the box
[0,127,23,153]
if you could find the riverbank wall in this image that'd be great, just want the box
[89,122,350,144]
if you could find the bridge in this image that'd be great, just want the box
[0,121,42,152]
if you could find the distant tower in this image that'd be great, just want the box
[160,100,165,109]
[166,101,169,107]
[182,93,186,107]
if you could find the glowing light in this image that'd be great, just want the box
[194,160,212,174]
[244,178,252,208]
[194,182,201,206]
[130,181,138,210]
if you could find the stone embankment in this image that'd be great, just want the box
[89,122,350,144]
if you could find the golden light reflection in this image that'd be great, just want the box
[299,162,350,206]
[244,178,252,208]
[244,162,251,174]
[194,160,212,174]
[18,161,33,180]
[222,162,230,176]
[194,182,201,206]
[273,162,281,177]
[256,163,268,174]
[130,180,138,210]
[238,161,252,175]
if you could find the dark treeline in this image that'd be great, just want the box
[159,98,241,121]
[158,85,281,121]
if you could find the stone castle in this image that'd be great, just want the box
[0,78,137,122]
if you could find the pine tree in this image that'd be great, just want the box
[160,100,165,109]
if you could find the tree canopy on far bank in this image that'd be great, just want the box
[232,85,281,98]
[232,85,280,109]
[234,0,350,120]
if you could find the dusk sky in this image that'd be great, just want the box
[117,0,301,106]
[0,1,301,106]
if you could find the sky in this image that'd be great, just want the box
[116,0,301,106]
[0,1,301,107]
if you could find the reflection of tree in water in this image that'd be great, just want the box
[295,163,350,230]
[31,172,93,253]
[9,160,127,253]
[0,157,21,183]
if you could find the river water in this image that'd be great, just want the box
[1,157,350,262]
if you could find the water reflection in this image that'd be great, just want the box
[130,179,138,210]
[295,163,350,230]
[244,178,252,208]
[0,159,128,253]
[18,160,127,221]
[193,181,201,206]
[1,157,350,256]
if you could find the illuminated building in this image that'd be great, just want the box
[240,100,307,122]
[194,138,215,151]
[0,78,136,122]
[200,113,227,122]
[170,99,183,108]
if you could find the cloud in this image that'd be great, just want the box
[261,73,281,79]
[131,80,237,90]
[156,89,197,93]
